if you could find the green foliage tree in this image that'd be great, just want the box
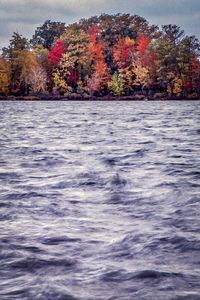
[2,32,29,60]
[30,20,66,49]
[108,72,125,96]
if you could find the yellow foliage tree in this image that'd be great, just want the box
[173,78,183,96]
[52,53,73,93]
[0,57,10,95]
[19,50,39,84]
[133,60,150,89]
[52,29,91,93]
[166,72,183,96]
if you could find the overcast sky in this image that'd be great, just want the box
[0,0,199,49]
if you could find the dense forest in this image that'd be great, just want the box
[0,14,200,100]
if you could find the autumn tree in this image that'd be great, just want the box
[33,44,49,67]
[112,36,135,93]
[1,15,199,98]
[32,44,54,92]
[0,57,10,95]
[177,36,200,94]
[87,25,110,95]
[136,35,151,55]
[78,14,158,47]
[2,32,30,94]
[52,28,91,94]
[135,35,157,91]
[185,56,200,95]
[153,25,200,96]
[2,32,48,95]
[132,61,150,91]
[27,66,47,93]
[48,39,66,64]
[113,36,135,69]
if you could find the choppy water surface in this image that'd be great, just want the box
[0,101,200,300]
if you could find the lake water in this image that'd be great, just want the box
[0,101,200,300]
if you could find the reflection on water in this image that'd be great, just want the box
[0,100,200,300]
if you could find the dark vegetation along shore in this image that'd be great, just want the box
[0,14,200,100]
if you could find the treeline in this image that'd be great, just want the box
[0,14,200,100]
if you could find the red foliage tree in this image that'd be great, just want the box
[69,68,78,82]
[136,35,151,55]
[136,34,157,71]
[48,39,66,64]
[113,37,135,68]
[88,25,100,44]
[88,25,110,92]
[89,25,106,63]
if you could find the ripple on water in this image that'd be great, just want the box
[0,100,200,300]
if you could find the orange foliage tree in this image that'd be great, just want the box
[87,25,110,95]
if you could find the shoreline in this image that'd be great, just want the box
[0,95,200,101]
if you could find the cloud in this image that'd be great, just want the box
[0,0,199,49]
